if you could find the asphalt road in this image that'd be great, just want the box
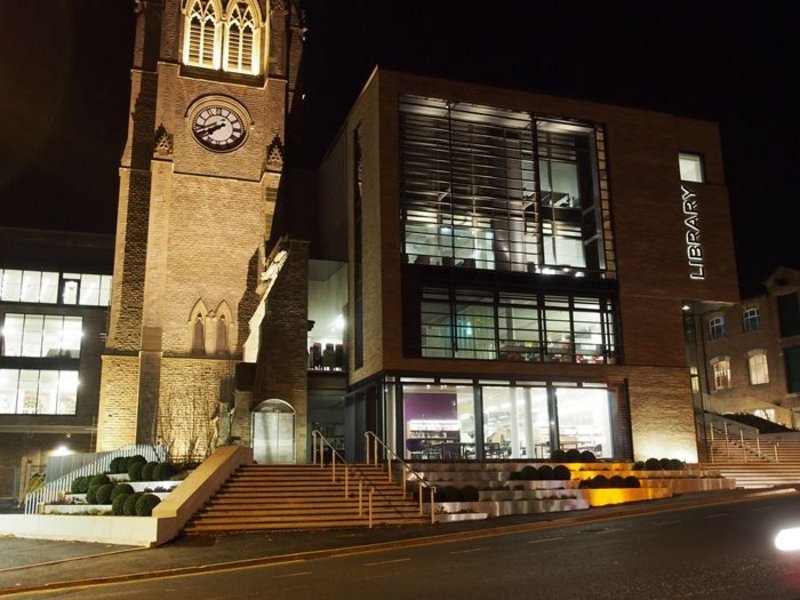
[9,494,800,599]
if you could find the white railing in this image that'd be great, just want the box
[364,431,437,525]
[24,445,168,514]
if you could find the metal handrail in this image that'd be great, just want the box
[311,430,375,524]
[364,431,437,525]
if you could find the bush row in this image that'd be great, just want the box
[549,449,597,462]
[632,458,686,471]
[509,464,571,481]
[578,475,641,489]
[111,492,162,516]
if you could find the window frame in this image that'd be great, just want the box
[710,356,732,391]
[678,152,705,183]
[747,350,770,385]
[707,315,726,341]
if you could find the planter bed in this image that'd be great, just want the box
[428,498,590,518]
[575,487,672,507]
[478,488,578,501]
[436,512,490,523]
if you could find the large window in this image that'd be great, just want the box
[183,0,262,75]
[401,381,615,460]
[419,289,617,364]
[399,95,614,278]
[0,369,78,415]
[0,270,111,306]
[747,350,769,385]
[707,315,726,340]
[742,305,761,333]
[711,357,731,391]
[1,314,82,358]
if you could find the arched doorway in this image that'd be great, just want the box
[251,399,296,463]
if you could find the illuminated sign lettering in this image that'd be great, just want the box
[682,185,704,280]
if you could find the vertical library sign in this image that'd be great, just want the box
[682,185,705,280]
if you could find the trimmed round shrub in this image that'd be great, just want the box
[658,458,672,470]
[565,448,582,462]
[86,484,101,504]
[609,475,625,488]
[153,462,176,481]
[439,485,462,502]
[70,476,89,494]
[95,483,115,504]
[461,485,480,502]
[508,471,521,481]
[538,465,554,480]
[111,483,135,500]
[644,457,662,470]
[135,493,161,516]
[141,462,158,481]
[632,461,645,471]
[118,457,131,473]
[593,475,609,488]
[129,454,147,465]
[578,478,592,488]
[579,450,596,462]
[128,461,144,482]
[112,493,130,515]
[550,449,568,462]
[109,457,124,474]
[520,465,539,480]
[90,473,111,487]
[124,492,144,516]
[624,475,641,488]
[553,465,571,481]
[668,458,685,470]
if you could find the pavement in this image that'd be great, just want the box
[0,487,797,596]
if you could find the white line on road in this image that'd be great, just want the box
[654,520,682,526]
[528,536,565,544]
[364,558,412,567]
[450,547,490,554]
[596,528,624,534]
[273,571,312,579]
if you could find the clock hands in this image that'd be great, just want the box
[193,121,227,136]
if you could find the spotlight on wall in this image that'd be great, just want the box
[681,304,691,312]
[51,444,73,457]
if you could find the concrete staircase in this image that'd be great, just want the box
[184,464,428,534]
[709,462,800,489]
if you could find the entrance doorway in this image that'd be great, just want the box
[251,399,296,463]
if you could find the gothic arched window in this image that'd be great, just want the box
[217,314,229,355]
[192,313,205,354]
[224,1,259,74]
[184,0,221,69]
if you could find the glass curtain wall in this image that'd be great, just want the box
[399,95,613,277]
[420,289,617,364]
[399,380,615,460]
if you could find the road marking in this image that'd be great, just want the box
[596,527,624,534]
[364,558,411,567]
[273,571,312,579]
[654,520,681,526]
[528,536,565,544]
[450,546,489,554]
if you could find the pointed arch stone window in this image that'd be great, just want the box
[213,300,233,355]
[224,1,260,74]
[184,0,222,69]
[192,314,206,354]
[188,299,210,355]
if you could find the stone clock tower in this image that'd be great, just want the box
[96,0,304,456]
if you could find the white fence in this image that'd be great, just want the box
[24,445,168,514]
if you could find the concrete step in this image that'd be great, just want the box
[184,463,426,534]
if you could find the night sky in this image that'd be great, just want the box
[1,1,797,292]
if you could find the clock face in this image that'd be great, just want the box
[191,104,246,152]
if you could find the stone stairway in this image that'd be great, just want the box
[709,462,800,489]
[184,463,428,534]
